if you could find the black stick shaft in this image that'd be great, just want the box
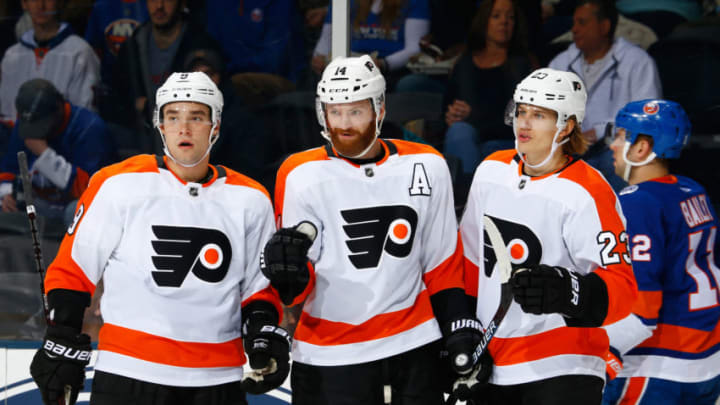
[17,151,50,324]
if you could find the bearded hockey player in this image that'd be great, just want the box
[29,72,289,405]
[459,68,638,404]
[603,99,720,404]
[260,54,484,404]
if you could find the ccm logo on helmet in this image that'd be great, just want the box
[341,205,418,269]
[43,339,91,361]
[150,225,232,287]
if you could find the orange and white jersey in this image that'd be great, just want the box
[45,154,280,387]
[460,150,637,385]
[275,139,464,366]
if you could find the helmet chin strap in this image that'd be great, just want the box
[159,122,219,168]
[514,119,569,170]
[621,141,656,182]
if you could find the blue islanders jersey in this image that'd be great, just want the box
[618,175,720,382]
[325,0,430,58]
[85,0,148,84]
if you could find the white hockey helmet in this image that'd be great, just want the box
[153,72,224,167]
[509,68,587,129]
[154,71,223,127]
[316,55,386,152]
[508,68,587,168]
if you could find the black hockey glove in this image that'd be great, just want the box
[451,349,493,402]
[442,318,484,375]
[30,325,91,405]
[241,316,291,395]
[511,264,608,327]
[261,222,316,305]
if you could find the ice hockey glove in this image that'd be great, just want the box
[241,301,290,395]
[30,325,91,405]
[442,317,484,375]
[261,223,315,305]
[511,264,608,327]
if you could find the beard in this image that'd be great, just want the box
[328,121,377,158]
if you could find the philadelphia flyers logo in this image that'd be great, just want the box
[150,225,232,287]
[483,216,542,277]
[341,205,418,269]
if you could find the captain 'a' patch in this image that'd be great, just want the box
[409,163,431,196]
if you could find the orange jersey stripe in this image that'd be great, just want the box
[294,289,435,346]
[619,377,648,405]
[632,290,663,320]
[559,162,637,325]
[391,139,443,158]
[0,172,15,182]
[98,323,245,368]
[70,167,90,199]
[483,149,516,164]
[274,147,330,224]
[463,257,480,297]
[45,155,160,295]
[489,326,609,366]
[423,234,465,295]
[223,166,271,200]
[285,261,316,307]
[241,286,283,323]
[650,175,677,184]
[637,318,720,353]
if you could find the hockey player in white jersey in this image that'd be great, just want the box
[29,72,289,405]
[260,55,485,404]
[459,68,638,404]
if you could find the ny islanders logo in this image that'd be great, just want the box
[483,216,542,276]
[150,225,232,287]
[341,205,418,269]
[643,101,660,115]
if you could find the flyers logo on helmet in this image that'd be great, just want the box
[483,215,543,277]
[150,225,232,287]
[341,205,418,269]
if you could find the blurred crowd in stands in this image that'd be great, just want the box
[0,0,719,339]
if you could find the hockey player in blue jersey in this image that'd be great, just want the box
[604,99,720,404]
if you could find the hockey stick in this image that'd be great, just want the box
[17,151,72,405]
[445,215,514,405]
[17,151,49,321]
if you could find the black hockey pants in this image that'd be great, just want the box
[471,374,604,405]
[291,340,445,405]
[89,370,248,405]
